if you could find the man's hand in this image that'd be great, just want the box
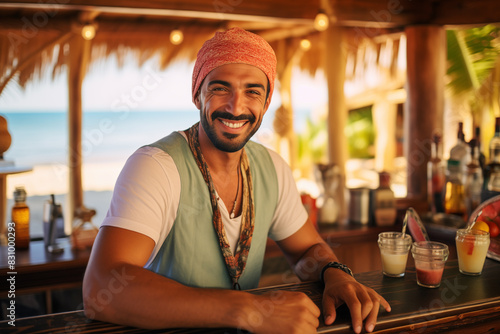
[276,220,391,333]
[322,269,391,333]
[242,291,321,334]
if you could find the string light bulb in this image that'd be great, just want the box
[300,39,311,51]
[314,12,329,31]
[170,29,184,45]
[81,24,96,40]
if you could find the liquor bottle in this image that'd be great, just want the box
[427,132,445,214]
[12,186,30,249]
[464,139,483,219]
[475,127,486,172]
[482,117,500,201]
[372,171,396,226]
[444,159,466,219]
[449,122,470,183]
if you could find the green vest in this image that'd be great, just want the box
[146,132,279,290]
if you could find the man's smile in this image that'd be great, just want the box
[220,119,247,129]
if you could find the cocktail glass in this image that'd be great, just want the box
[456,228,490,275]
[411,241,449,288]
[378,232,413,277]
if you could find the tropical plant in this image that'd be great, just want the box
[345,106,375,159]
[297,116,328,176]
[447,25,500,97]
[446,24,500,146]
[296,105,375,178]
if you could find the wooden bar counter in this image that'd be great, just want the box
[1,259,499,333]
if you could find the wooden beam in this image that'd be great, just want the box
[330,0,432,28]
[404,25,446,203]
[258,25,315,42]
[0,17,72,33]
[0,0,316,24]
[0,17,200,33]
[431,0,500,26]
[1,0,499,29]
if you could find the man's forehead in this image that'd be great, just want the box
[204,63,267,84]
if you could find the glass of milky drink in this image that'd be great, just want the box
[411,241,449,288]
[377,232,413,277]
[456,229,490,275]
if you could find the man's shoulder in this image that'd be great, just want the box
[247,140,275,157]
[246,141,293,180]
[247,141,288,166]
[131,132,184,165]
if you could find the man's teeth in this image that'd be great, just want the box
[221,120,244,129]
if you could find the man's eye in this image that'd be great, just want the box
[248,90,261,95]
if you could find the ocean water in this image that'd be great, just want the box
[1,110,200,166]
[1,108,296,167]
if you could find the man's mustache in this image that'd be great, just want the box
[211,111,255,123]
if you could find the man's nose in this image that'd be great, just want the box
[226,90,245,116]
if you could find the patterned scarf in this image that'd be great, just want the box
[187,123,255,290]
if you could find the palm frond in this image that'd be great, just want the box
[446,30,479,95]
[446,25,500,97]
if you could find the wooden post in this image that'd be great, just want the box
[405,25,445,202]
[325,26,348,222]
[67,29,91,229]
[373,97,397,173]
[273,39,298,170]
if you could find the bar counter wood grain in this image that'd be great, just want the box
[2,259,499,333]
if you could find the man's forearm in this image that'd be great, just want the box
[83,263,251,329]
[292,241,339,281]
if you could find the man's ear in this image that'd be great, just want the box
[263,96,271,114]
[194,92,201,109]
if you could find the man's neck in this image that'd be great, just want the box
[197,125,242,175]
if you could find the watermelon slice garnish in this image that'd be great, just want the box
[406,208,430,242]
[464,235,475,255]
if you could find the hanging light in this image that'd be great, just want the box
[81,24,96,40]
[300,39,311,51]
[314,11,329,31]
[170,29,184,45]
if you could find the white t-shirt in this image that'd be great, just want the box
[102,132,308,266]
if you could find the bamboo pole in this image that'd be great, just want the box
[325,25,348,222]
[405,25,445,202]
[67,27,92,230]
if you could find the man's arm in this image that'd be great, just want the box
[82,226,320,333]
[276,220,391,334]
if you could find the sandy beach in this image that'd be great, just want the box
[6,161,125,197]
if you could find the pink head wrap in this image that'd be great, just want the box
[192,27,277,103]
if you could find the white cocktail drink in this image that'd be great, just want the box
[378,232,412,278]
[380,250,408,277]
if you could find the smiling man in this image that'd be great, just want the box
[83,27,390,334]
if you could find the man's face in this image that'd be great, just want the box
[194,63,271,152]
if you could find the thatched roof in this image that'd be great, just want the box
[5,0,499,95]
[0,2,311,94]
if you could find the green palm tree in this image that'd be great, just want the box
[446,25,500,146]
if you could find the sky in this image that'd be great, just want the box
[0,55,328,114]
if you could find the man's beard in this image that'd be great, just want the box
[200,107,262,153]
